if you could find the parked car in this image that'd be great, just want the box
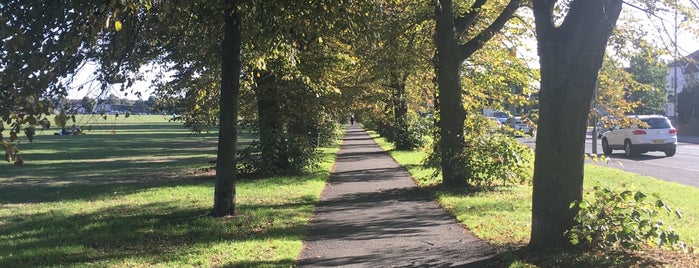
[494,111,510,124]
[485,116,503,132]
[596,121,608,138]
[601,115,677,157]
[595,115,616,138]
[486,117,502,127]
[506,116,534,136]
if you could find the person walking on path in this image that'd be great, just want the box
[296,127,495,267]
[350,115,355,126]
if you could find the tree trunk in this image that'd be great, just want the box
[529,0,622,250]
[212,1,241,217]
[434,0,467,187]
[391,73,411,150]
[255,71,287,173]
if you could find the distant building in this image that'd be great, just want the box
[667,49,699,95]
[666,49,699,118]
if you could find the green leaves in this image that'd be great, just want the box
[23,126,35,143]
[424,115,535,189]
[567,185,686,252]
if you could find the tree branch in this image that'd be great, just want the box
[458,0,523,61]
[532,0,556,43]
[454,0,487,38]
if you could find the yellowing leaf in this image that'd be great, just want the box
[115,21,123,32]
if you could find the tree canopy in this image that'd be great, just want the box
[2,0,699,254]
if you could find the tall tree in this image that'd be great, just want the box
[352,1,434,150]
[433,0,523,187]
[529,0,623,250]
[627,41,669,115]
[212,1,241,217]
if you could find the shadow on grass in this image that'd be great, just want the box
[2,123,324,266]
[220,259,296,267]
[0,175,211,204]
[479,244,674,267]
[1,126,256,204]
[0,183,320,267]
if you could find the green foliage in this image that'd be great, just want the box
[53,113,72,129]
[363,109,430,150]
[567,186,685,251]
[425,116,534,188]
[238,92,342,176]
[2,139,20,164]
[461,133,534,187]
[0,114,47,164]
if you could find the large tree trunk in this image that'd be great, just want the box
[529,0,622,250]
[434,0,467,187]
[212,1,241,217]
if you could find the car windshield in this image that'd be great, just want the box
[495,112,508,118]
[640,118,671,129]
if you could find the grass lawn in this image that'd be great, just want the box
[1,115,341,267]
[368,131,699,266]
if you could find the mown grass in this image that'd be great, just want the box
[1,115,341,267]
[369,131,699,266]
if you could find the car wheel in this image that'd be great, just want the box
[602,138,612,155]
[624,140,635,158]
[665,148,676,157]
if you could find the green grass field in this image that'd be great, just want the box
[369,132,699,266]
[1,115,341,267]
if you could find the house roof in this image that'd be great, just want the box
[669,49,699,74]
[668,50,699,67]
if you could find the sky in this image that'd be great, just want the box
[67,62,158,101]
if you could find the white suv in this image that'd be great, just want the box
[601,115,677,157]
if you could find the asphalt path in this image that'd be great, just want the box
[519,136,699,187]
[297,126,496,267]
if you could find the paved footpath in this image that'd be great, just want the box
[296,126,496,267]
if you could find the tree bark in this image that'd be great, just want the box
[212,1,241,217]
[435,0,468,187]
[529,0,622,251]
[391,73,411,150]
[255,71,289,173]
[434,0,521,187]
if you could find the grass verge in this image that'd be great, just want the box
[1,116,341,267]
[368,131,699,267]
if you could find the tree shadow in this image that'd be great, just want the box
[0,193,319,267]
[483,244,672,267]
[605,153,668,161]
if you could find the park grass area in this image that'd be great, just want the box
[368,131,699,266]
[1,115,341,267]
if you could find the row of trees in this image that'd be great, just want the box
[51,95,157,115]
[2,0,698,253]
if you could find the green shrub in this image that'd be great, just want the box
[567,186,685,251]
[461,133,534,187]
[393,111,431,150]
[361,111,429,150]
[238,129,320,176]
[425,116,534,188]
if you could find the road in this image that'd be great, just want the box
[518,136,699,187]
